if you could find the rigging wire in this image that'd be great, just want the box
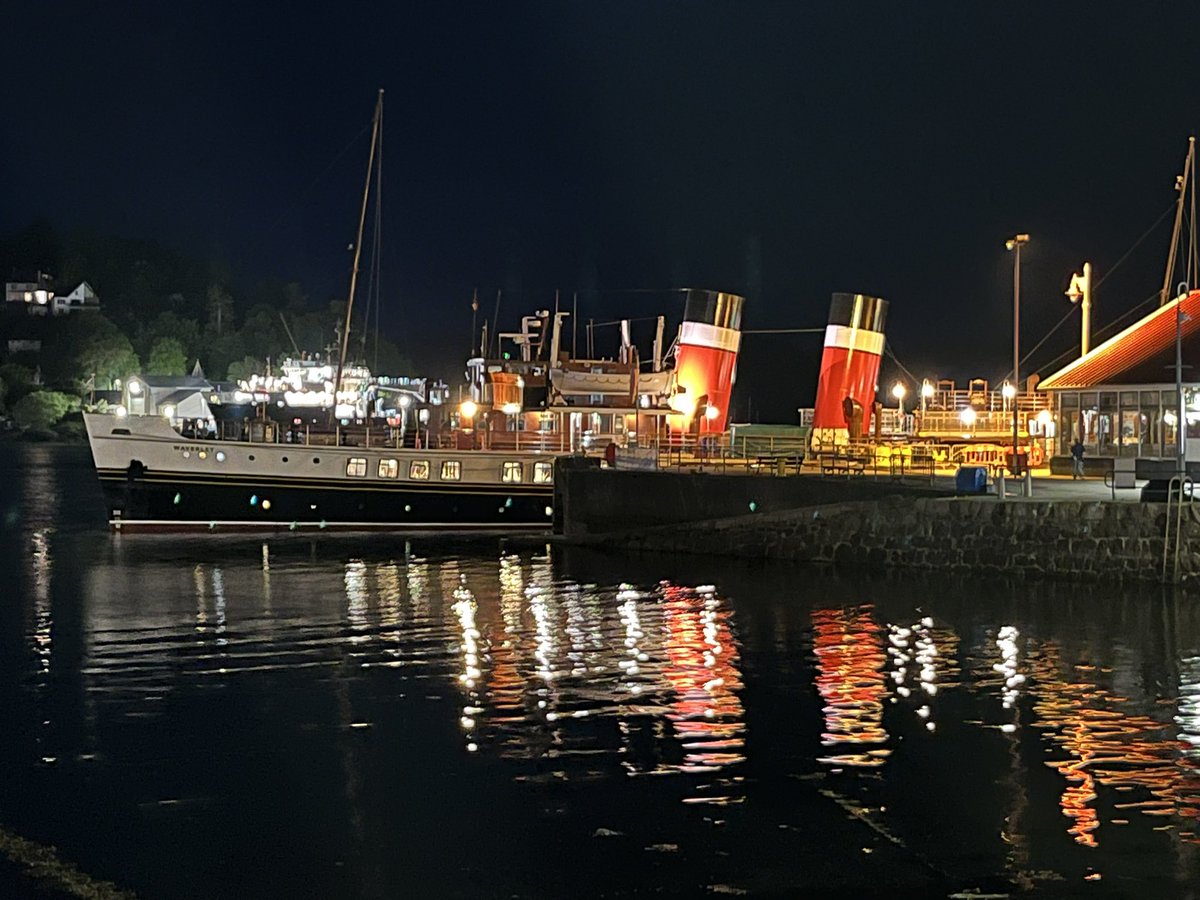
[997,201,1177,383]
[264,123,372,237]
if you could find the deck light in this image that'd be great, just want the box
[959,407,977,427]
[460,399,478,420]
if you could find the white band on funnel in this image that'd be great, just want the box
[680,321,741,353]
[824,324,884,355]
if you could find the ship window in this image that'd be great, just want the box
[110,428,131,435]
[378,458,398,478]
[409,460,430,480]
[346,457,367,477]
[533,461,553,484]
[501,461,523,483]
[440,460,461,481]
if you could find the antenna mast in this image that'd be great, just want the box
[333,88,384,414]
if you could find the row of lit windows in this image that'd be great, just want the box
[345,457,552,483]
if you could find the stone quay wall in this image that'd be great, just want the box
[577,496,1200,586]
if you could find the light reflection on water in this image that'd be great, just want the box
[6,447,1200,897]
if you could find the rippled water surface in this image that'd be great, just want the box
[3,445,1200,898]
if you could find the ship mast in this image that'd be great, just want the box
[333,88,384,417]
[1161,136,1195,306]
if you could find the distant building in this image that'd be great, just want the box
[52,281,100,315]
[4,272,54,312]
[122,374,215,423]
[4,276,100,316]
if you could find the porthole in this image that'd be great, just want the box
[248,454,255,461]
[282,456,289,463]
[215,451,226,462]
[312,457,320,464]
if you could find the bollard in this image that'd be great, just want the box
[1023,469,1033,497]
[996,470,1006,501]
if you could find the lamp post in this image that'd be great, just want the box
[1006,234,1030,470]
[920,378,934,416]
[1066,262,1092,357]
[892,382,906,417]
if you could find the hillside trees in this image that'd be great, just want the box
[43,314,140,389]
[12,390,78,430]
[146,337,188,376]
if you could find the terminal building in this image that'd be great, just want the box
[1038,289,1200,463]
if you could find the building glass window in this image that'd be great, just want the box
[533,461,553,484]
[440,460,461,481]
[501,461,523,483]
[409,460,430,480]
[378,458,398,478]
[346,458,367,477]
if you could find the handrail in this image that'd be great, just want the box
[1163,475,1193,583]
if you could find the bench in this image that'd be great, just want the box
[746,453,805,475]
[819,452,868,477]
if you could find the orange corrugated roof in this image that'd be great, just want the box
[1038,291,1200,390]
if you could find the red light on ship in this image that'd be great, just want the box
[811,292,888,449]
[672,290,745,434]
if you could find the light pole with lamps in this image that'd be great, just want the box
[1006,234,1030,471]
[1066,262,1092,357]
[892,382,906,416]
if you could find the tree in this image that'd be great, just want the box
[138,311,200,361]
[44,314,140,390]
[372,336,413,376]
[206,283,234,337]
[226,355,261,383]
[12,390,77,431]
[146,337,188,376]
[0,363,35,407]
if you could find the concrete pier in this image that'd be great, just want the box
[557,466,1197,586]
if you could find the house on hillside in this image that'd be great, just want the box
[4,272,54,312]
[51,282,100,315]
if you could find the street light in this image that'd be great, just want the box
[892,382,906,417]
[1005,233,1030,471]
[1066,262,1093,357]
[920,378,934,418]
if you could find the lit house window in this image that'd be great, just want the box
[501,461,523,483]
[378,458,399,478]
[409,460,430,480]
[440,460,462,481]
[533,461,553,484]
[346,458,367,477]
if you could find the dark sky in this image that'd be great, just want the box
[6,2,1200,419]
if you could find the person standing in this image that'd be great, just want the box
[1070,438,1085,479]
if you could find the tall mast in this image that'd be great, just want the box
[1161,137,1194,306]
[333,88,384,415]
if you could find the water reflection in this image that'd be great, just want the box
[812,605,888,767]
[7,472,1200,898]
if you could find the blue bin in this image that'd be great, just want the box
[955,465,988,495]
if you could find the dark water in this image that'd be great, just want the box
[2,445,1200,899]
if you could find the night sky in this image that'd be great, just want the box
[6,2,1200,420]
